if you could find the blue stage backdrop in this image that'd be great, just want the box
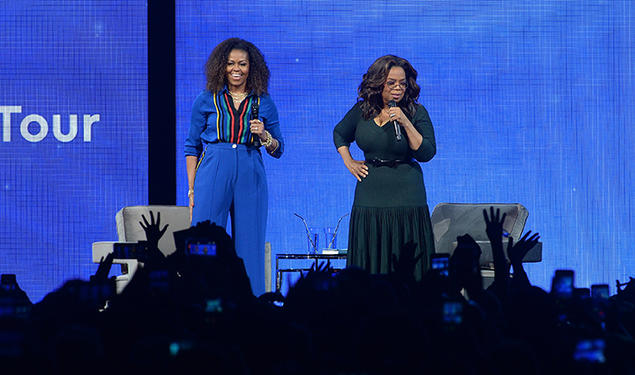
[0,1,147,302]
[176,0,633,293]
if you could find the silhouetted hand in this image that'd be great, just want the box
[392,242,423,282]
[312,260,333,273]
[483,206,507,246]
[140,211,168,249]
[449,234,483,297]
[483,207,510,295]
[506,231,539,289]
[616,277,635,296]
[91,252,114,282]
[507,231,540,266]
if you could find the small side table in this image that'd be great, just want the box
[275,253,347,292]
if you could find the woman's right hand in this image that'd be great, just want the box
[345,159,368,182]
[188,193,194,223]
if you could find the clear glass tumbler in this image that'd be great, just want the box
[324,227,336,249]
[307,227,319,254]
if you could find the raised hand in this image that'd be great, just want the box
[483,207,508,263]
[506,231,539,289]
[449,234,483,297]
[483,207,510,297]
[249,119,265,137]
[387,106,410,127]
[140,211,169,249]
[391,241,423,282]
[313,260,333,273]
[483,206,507,242]
[507,231,540,266]
[91,252,114,282]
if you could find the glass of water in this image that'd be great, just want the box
[307,227,319,254]
[324,227,337,249]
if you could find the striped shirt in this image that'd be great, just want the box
[185,87,284,159]
[214,91,259,144]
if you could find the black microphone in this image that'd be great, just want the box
[388,100,402,141]
[251,99,260,147]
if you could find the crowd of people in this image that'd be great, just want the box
[1,209,634,375]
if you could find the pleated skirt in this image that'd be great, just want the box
[347,205,435,281]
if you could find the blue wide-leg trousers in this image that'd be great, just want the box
[192,142,267,295]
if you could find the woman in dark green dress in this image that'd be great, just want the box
[333,55,436,280]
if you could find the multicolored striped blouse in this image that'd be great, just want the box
[184,87,284,159]
[214,91,259,144]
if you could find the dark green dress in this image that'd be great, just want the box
[333,102,436,280]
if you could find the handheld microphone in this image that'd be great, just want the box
[251,99,260,147]
[388,100,402,141]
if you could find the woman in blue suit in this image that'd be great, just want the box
[185,38,284,295]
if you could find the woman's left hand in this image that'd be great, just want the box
[387,106,412,128]
[250,119,266,140]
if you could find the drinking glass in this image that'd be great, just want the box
[307,227,319,254]
[324,227,337,249]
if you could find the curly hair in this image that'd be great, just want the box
[204,38,270,95]
[357,55,421,120]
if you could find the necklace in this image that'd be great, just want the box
[229,91,248,101]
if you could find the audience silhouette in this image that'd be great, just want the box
[1,209,634,374]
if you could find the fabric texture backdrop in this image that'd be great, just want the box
[176,0,634,292]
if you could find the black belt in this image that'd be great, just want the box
[206,140,259,149]
[365,159,412,167]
